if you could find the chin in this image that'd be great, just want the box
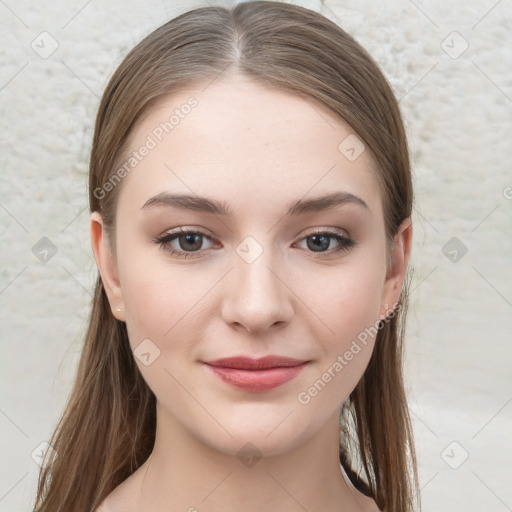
[192,414,315,460]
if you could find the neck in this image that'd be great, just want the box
[134,403,365,512]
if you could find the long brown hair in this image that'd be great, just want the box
[33,2,419,511]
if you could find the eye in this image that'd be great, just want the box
[153,228,217,259]
[153,227,355,259]
[294,229,355,255]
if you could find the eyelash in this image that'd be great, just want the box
[153,227,355,259]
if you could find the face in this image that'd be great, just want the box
[92,74,410,458]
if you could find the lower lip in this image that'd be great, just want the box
[205,363,308,392]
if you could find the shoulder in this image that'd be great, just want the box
[95,484,137,512]
[339,462,381,512]
[359,495,382,512]
[95,487,135,512]
[94,460,149,512]
[350,486,381,512]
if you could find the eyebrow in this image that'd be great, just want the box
[141,191,369,216]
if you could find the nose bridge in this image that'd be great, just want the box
[221,234,293,333]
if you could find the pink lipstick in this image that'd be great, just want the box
[203,355,309,392]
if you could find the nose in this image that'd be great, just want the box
[221,247,294,335]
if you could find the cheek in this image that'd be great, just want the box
[115,235,181,344]
[119,239,386,353]
[310,260,384,342]
[121,266,200,346]
[301,259,385,394]
[118,265,207,405]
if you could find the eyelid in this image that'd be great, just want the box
[299,226,350,239]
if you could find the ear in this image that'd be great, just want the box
[90,211,125,321]
[379,217,413,319]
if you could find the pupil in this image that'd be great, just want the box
[308,234,329,252]
[182,234,202,251]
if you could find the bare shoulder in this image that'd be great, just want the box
[94,460,149,512]
[349,485,381,512]
[339,463,381,512]
[95,483,136,512]
[359,493,381,512]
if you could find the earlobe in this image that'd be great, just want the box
[90,212,125,321]
[380,218,413,319]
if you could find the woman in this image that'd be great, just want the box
[33,2,419,511]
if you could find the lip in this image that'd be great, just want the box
[203,356,309,392]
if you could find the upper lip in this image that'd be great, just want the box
[204,356,308,370]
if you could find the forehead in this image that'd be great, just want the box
[116,74,382,219]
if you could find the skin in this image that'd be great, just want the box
[91,73,412,512]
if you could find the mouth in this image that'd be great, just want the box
[203,355,310,392]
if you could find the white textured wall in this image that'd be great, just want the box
[1,1,511,511]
